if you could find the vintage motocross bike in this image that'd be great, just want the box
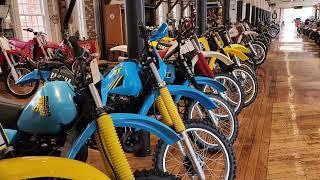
[111,30,245,116]
[199,28,259,106]
[0,57,181,179]
[0,36,39,98]
[10,28,60,64]
[229,21,267,65]
[6,24,236,179]
[152,28,240,143]
[109,26,240,143]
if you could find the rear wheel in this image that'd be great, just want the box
[5,64,39,98]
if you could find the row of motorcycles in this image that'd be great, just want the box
[298,18,320,45]
[0,18,279,179]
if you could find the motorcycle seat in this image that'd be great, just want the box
[38,61,66,71]
[0,96,24,129]
[10,39,29,49]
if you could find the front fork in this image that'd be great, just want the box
[149,62,206,180]
[88,83,134,180]
[2,51,19,82]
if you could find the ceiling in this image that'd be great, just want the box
[267,0,319,8]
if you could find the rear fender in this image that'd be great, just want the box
[223,47,249,61]
[66,113,181,159]
[139,85,217,116]
[229,44,251,54]
[16,69,50,84]
[109,45,128,53]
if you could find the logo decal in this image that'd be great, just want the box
[33,96,51,117]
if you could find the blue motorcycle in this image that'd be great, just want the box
[6,23,235,179]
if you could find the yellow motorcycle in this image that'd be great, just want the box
[198,29,259,106]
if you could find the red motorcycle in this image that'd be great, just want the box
[9,28,60,65]
[0,36,39,98]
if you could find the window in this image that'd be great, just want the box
[17,0,46,40]
[158,3,166,25]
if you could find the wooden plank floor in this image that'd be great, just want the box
[2,24,320,179]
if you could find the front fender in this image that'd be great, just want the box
[66,113,181,159]
[243,30,259,36]
[16,70,50,84]
[198,37,211,51]
[139,85,218,116]
[202,51,233,66]
[183,76,226,93]
[229,44,251,54]
[223,47,249,61]
[0,156,109,180]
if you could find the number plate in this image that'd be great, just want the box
[90,58,100,84]
[180,40,195,55]
[49,69,75,85]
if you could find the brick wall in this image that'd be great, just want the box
[84,0,97,39]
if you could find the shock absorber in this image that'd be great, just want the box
[89,83,134,180]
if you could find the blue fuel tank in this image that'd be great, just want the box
[17,81,77,134]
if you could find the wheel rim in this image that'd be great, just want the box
[232,69,256,104]
[6,67,37,96]
[188,98,235,140]
[162,128,231,179]
[252,44,265,64]
[213,76,242,112]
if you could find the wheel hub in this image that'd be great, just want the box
[183,153,205,176]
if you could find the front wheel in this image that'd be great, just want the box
[251,42,266,65]
[185,94,239,144]
[214,73,245,115]
[153,121,236,179]
[4,64,39,98]
[232,67,258,106]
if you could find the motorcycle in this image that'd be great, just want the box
[5,23,236,179]
[0,36,39,98]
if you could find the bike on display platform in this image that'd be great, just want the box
[2,23,236,179]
